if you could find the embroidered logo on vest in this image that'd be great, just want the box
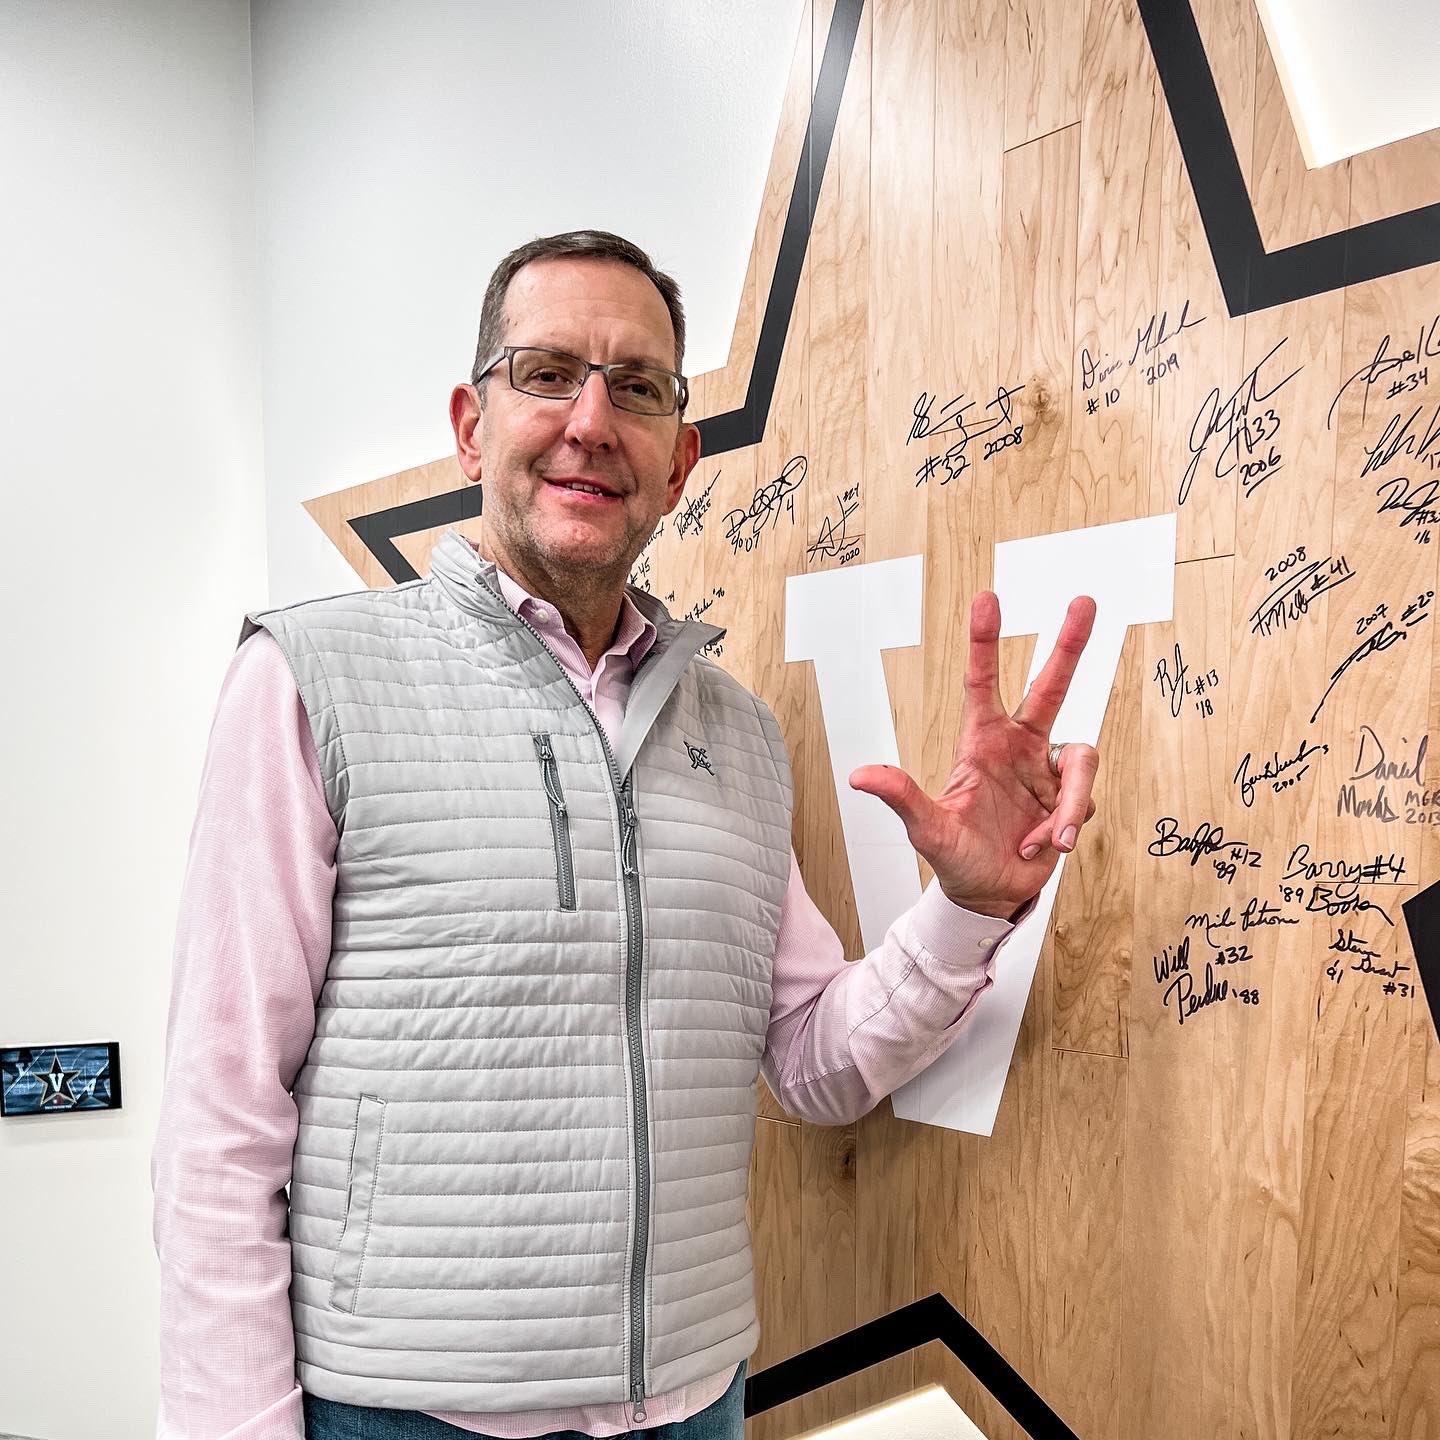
[685,741,716,776]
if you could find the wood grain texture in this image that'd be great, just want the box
[1002,0,1084,153]
[715,2,1436,1433]
[801,0,870,957]
[327,1,1440,1433]
[748,1115,803,1440]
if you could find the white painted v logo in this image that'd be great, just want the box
[785,514,1177,1135]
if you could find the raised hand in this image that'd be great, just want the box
[848,591,1101,920]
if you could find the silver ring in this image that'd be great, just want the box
[1047,743,1065,777]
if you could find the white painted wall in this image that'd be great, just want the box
[1256,0,1440,167]
[250,0,806,605]
[0,2,265,1438]
[0,3,800,1436]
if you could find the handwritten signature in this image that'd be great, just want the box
[1283,843,1406,886]
[1152,642,1219,718]
[1233,737,1329,808]
[907,383,1023,445]
[1249,554,1354,638]
[808,486,864,564]
[1148,816,1238,864]
[1375,475,1440,536]
[1361,402,1440,477]
[722,456,807,554]
[1326,315,1440,430]
[1309,589,1433,723]
[1180,340,1301,506]
[674,471,721,540]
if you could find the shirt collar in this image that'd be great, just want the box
[490,558,659,668]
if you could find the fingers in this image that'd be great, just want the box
[848,763,935,850]
[1018,745,1100,858]
[963,590,1005,722]
[1013,595,1097,735]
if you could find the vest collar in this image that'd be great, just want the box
[427,527,726,778]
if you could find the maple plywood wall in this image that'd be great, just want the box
[652,1,1440,1437]
[306,0,1440,1434]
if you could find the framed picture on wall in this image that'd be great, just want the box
[0,1041,122,1116]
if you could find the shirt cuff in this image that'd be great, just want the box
[907,874,1026,967]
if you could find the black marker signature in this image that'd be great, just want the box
[1361,403,1440,477]
[1148,816,1238,865]
[1327,315,1440,430]
[807,487,863,563]
[1284,843,1406,886]
[1305,883,1395,928]
[1080,348,1125,392]
[674,471,721,540]
[722,456,806,554]
[1375,475,1440,534]
[1163,961,1230,1026]
[1309,591,1432,723]
[1329,927,1382,965]
[907,383,1024,445]
[1131,299,1206,366]
[1249,555,1355,638]
[1233,738,1329,808]
[1180,340,1302,505]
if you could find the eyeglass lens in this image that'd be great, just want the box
[509,348,680,415]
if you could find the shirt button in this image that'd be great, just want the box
[978,936,996,951]
[532,607,550,623]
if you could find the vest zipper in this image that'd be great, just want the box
[499,608,657,1422]
[531,732,576,910]
[620,771,649,1426]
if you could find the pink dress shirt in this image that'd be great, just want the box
[151,556,1016,1439]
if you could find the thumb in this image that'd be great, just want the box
[849,764,931,842]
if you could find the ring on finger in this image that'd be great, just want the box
[1047,742,1065,777]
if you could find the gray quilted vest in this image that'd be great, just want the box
[239,529,793,1418]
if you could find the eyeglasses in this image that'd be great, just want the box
[475,346,689,417]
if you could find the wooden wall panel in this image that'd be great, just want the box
[681,2,1439,1436]
[1002,0,1084,153]
[1041,1048,1124,1440]
[802,0,870,954]
[748,1114,803,1440]
[334,0,1440,1433]
[1150,0,1245,564]
[855,0,936,1424]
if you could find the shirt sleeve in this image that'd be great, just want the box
[760,848,1030,1127]
[149,630,338,1440]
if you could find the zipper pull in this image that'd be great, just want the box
[631,1382,647,1424]
[534,735,567,814]
[620,781,638,876]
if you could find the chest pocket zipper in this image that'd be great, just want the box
[532,732,576,911]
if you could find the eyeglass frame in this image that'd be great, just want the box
[474,345,690,417]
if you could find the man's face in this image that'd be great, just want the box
[456,257,699,592]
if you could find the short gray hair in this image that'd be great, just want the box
[469,229,687,390]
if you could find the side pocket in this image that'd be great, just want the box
[533,732,577,910]
[329,1093,386,1314]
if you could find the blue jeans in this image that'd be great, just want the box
[302,1359,747,1439]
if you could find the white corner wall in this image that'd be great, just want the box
[250,0,806,605]
[2,3,801,1436]
[0,2,265,1437]
[1254,0,1440,166]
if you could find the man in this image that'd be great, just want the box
[151,229,1099,1440]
